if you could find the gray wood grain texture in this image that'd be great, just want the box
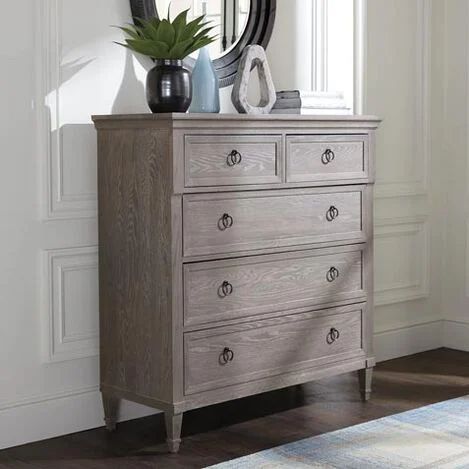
[92,113,380,452]
[183,186,366,257]
[184,245,365,327]
[165,412,183,453]
[185,134,283,187]
[358,367,373,401]
[93,113,381,123]
[184,307,363,394]
[102,395,119,431]
[97,126,175,406]
[287,135,368,183]
[172,128,375,195]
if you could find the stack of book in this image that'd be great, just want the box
[271,91,351,115]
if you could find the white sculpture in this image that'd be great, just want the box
[231,45,277,114]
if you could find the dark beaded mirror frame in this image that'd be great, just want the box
[129,0,277,87]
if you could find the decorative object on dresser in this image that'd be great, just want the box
[92,113,381,453]
[271,91,351,115]
[231,45,276,114]
[129,0,277,88]
[115,8,217,113]
[189,47,220,113]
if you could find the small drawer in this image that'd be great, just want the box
[184,306,364,394]
[184,246,365,327]
[184,135,282,187]
[286,135,368,183]
[183,187,366,257]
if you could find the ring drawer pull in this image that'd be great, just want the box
[321,148,335,165]
[218,213,234,230]
[220,347,234,365]
[218,281,234,298]
[326,328,340,345]
[227,150,242,167]
[326,206,339,222]
[326,267,340,282]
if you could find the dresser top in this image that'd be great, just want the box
[92,113,381,130]
[92,112,380,123]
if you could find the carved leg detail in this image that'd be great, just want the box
[102,394,119,431]
[165,412,183,453]
[358,367,373,402]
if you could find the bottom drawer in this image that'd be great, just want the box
[184,305,364,395]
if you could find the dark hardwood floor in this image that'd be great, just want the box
[1,348,469,468]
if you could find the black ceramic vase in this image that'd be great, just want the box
[146,59,192,113]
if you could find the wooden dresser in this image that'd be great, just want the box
[92,113,380,453]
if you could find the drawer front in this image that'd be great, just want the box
[286,136,368,183]
[185,135,282,187]
[184,306,364,394]
[184,247,365,327]
[183,187,365,257]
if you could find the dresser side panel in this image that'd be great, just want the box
[97,127,174,403]
[363,132,376,363]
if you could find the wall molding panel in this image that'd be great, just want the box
[374,217,430,306]
[36,0,97,220]
[374,0,431,199]
[44,246,99,363]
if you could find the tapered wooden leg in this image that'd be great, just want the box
[102,394,119,431]
[358,367,373,401]
[165,412,183,453]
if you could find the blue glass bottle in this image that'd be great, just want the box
[189,47,220,113]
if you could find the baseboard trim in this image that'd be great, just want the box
[374,320,443,362]
[0,389,157,450]
[443,320,469,351]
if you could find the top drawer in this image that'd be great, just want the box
[185,135,282,187]
[286,135,368,183]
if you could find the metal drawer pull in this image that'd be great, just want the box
[326,267,340,282]
[218,213,234,230]
[326,205,339,222]
[326,328,340,345]
[220,347,234,364]
[227,150,242,167]
[218,281,233,298]
[321,148,335,165]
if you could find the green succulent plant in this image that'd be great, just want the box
[115,7,217,60]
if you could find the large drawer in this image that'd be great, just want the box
[183,187,366,257]
[185,135,282,187]
[184,305,364,395]
[184,246,365,327]
[286,135,368,183]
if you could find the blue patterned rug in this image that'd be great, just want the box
[207,395,469,468]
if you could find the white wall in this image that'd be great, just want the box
[0,0,460,450]
[435,0,469,350]
[0,0,160,451]
[365,0,443,360]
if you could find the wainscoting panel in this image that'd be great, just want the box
[366,0,439,358]
[370,0,431,199]
[38,0,98,220]
[374,217,429,306]
[44,246,99,362]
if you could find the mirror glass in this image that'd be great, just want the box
[155,0,251,59]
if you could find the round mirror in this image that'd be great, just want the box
[130,0,276,87]
[154,0,251,60]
